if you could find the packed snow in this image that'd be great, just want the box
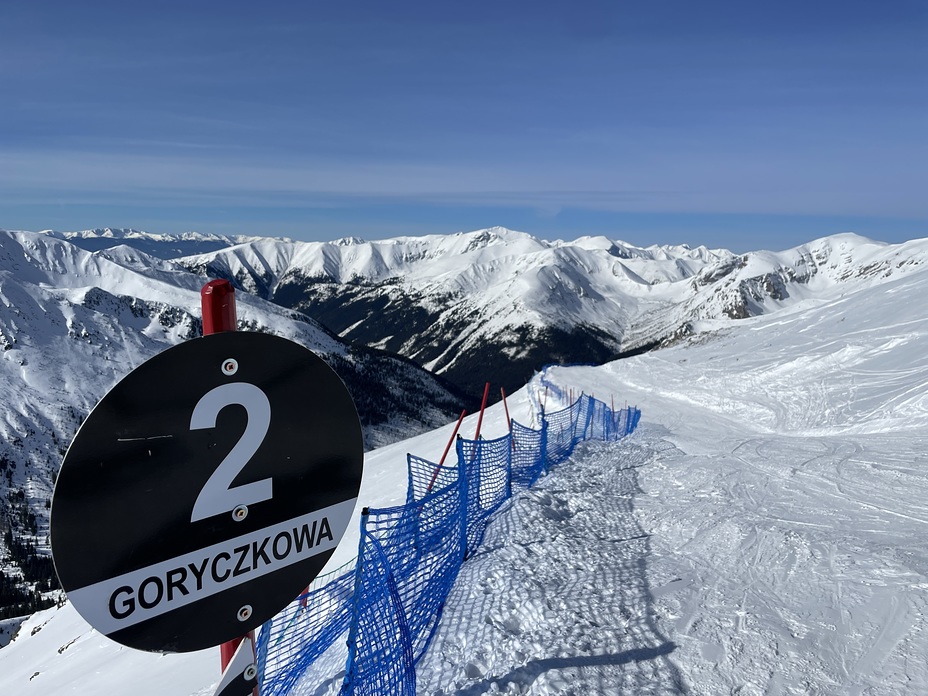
[1,230,927,694]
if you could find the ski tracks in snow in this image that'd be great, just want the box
[417,436,687,695]
[296,424,928,695]
[636,426,928,695]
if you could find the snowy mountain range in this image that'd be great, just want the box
[0,228,464,617]
[40,227,279,260]
[175,226,927,398]
[1,223,927,694]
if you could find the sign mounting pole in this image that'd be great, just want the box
[201,279,258,696]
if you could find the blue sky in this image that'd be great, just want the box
[1,0,926,252]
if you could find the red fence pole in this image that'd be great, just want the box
[473,382,490,441]
[201,280,259,695]
[500,387,511,434]
[462,383,492,478]
[426,409,467,493]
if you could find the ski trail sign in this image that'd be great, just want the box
[50,332,363,653]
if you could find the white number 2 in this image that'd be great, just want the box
[189,382,273,522]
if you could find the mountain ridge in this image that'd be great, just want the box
[30,227,287,260]
[173,226,927,397]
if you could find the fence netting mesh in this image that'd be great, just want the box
[257,388,641,695]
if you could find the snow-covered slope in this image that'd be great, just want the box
[3,235,928,694]
[0,229,463,618]
[507,258,928,694]
[39,227,282,260]
[177,228,928,398]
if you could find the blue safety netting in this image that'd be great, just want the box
[257,387,641,696]
[457,433,512,556]
[510,420,546,489]
[255,561,356,696]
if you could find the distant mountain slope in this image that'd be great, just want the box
[623,232,928,348]
[174,228,720,396]
[0,230,463,614]
[177,227,927,398]
[38,227,283,260]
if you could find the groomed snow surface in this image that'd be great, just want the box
[3,247,928,694]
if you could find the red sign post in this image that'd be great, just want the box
[201,279,258,696]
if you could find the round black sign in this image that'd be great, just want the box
[50,332,363,653]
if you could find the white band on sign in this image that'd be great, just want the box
[67,498,356,636]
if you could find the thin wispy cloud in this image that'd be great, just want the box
[1,0,925,248]
[2,145,922,220]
